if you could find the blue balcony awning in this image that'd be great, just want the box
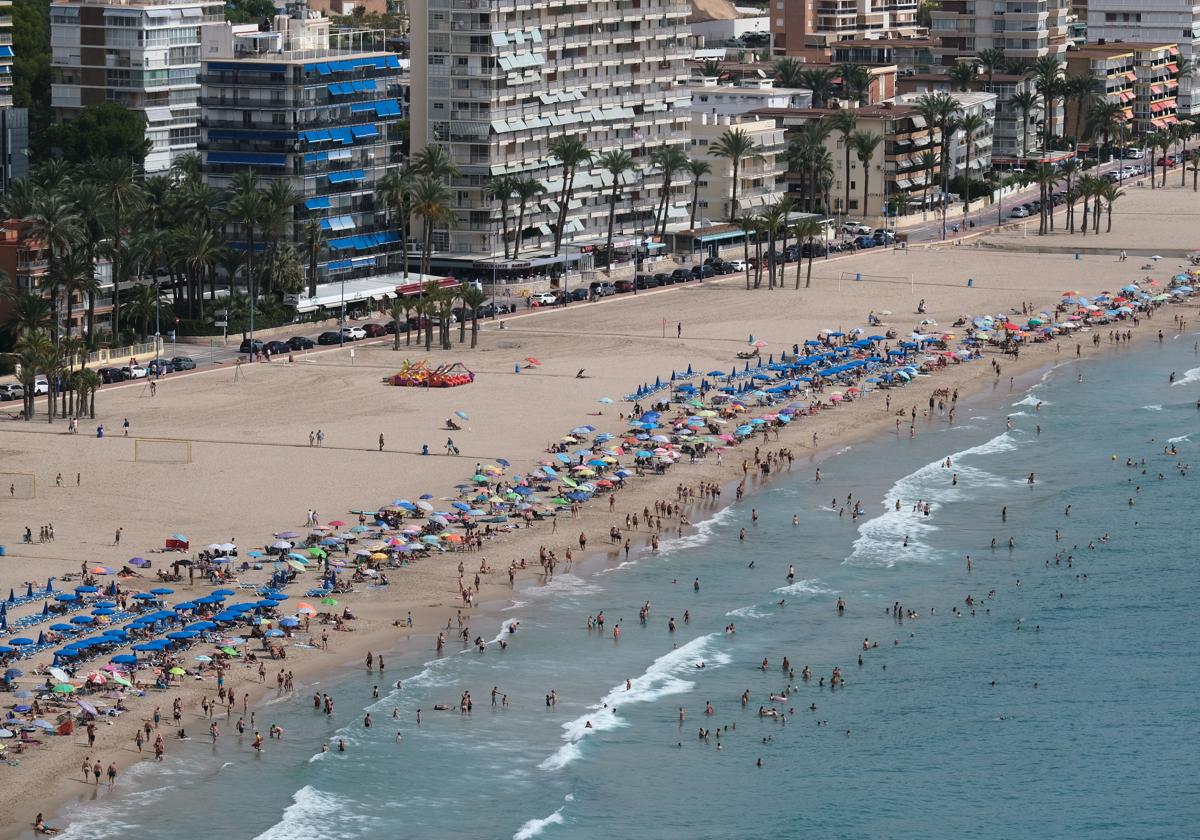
[305,196,331,210]
[328,169,366,185]
[207,151,287,167]
[351,124,378,139]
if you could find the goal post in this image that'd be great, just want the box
[133,438,193,464]
[1,473,36,499]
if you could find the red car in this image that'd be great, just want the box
[361,323,387,337]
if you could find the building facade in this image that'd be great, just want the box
[200,10,406,282]
[769,0,923,60]
[829,37,938,75]
[1086,0,1200,114]
[689,77,813,118]
[1067,41,1180,135]
[0,220,115,337]
[690,112,787,223]
[931,0,1069,65]
[50,0,224,173]
[408,0,694,270]
[0,0,27,191]
[898,73,1037,162]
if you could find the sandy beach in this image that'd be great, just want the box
[1,179,1198,833]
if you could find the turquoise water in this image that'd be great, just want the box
[39,336,1200,840]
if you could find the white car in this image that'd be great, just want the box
[32,377,50,394]
[727,258,748,271]
[531,292,557,305]
[122,365,148,379]
[340,326,366,341]
[1009,206,1030,218]
[0,383,24,401]
[842,221,872,235]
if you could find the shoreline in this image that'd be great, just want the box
[5,288,1197,837]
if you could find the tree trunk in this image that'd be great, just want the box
[459,304,467,344]
[605,182,619,258]
[513,199,526,260]
[471,314,479,349]
[690,180,700,229]
[729,159,740,222]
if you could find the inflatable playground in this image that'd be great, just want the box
[385,360,475,388]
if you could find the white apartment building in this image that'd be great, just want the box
[690,112,786,223]
[50,0,224,173]
[931,0,1069,64]
[409,0,693,272]
[894,90,997,178]
[689,77,813,118]
[1086,1,1200,115]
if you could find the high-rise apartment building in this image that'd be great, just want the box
[50,0,224,173]
[199,7,406,282]
[769,0,923,61]
[1086,1,1200,115]
[0,0,26,190]
[408,0,693,273]
[931,0,1069,65]
[1068,41,1181,134]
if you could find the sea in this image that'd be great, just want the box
[36,335,1200,840]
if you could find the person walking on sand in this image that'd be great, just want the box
[677,322,682,338]
[309,431,315,447]
[378,433,385,452]
[106,762,117,789]
[114,527,122,545]
[122,418,130,437]
[316,429,325,447]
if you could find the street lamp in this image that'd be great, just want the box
[338,272,346,347]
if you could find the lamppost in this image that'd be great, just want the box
[338,272,346,347]
[153,276,161,373]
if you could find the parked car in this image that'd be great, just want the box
[122,365,148,379]
[873,230,896,245]
[317,331,342,345]
[1124,147,1144,159]
[31,377,50,394]
[727,258,748,272]
[614,279,635,293]
[669,268,691,283]
[1009,206,1030,218]
[383,320,408,334]
[569,288,589,302]
[263,340,291,356]
[286,336,315,351]
[0,383,23,401]
[98,367,127,384]
[588,281,616,297]
[531,292,558,305]
[145,359,173,376]
[340,326,366,341]
[652,272,672,286]
[239,338,264,354]
[842,221,872,235]
[634,274,657,290]
[170,356,196,371]
[853,235,876,249]
[361,323,387,338]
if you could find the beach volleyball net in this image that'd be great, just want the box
[133,438,193,464]
[1,472,36,499]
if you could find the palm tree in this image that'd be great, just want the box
[708,127,761,222]
[734,216,756,289]
[26,192,80,346]
[773,57,805,89]
[1010,90,1039,160]
[850,131,882,221]
[299,219,324,302]
[699,59,723,80]
[1075,174,1099,236]
[686,159,712,230]
[1085,99,1124,163]
[460,284,487,349]
[94,158,139,337]
[76,367,101,420]
[948,61,977,92]
[547,136,592,257]
[482,175,516,259]
[1058,158,1082,232]
[57,249,94,342]
[419,283,440,352]
[1,276,53,338]
[12,330,53,421]
[1191,149,1200,192]
[798,69,836,108]
[511,176,546,260]
[1177,124,1194,187]
[757,203,785,289]
[1101,182,1124,232]
[827,110,858,217]
[649,146,687,237]
[791,217,822,289]
[1155,131,1173,187]
[225,173,267,304]
[411,177,454,280]
[915,92,962,232]
[978,48,1006,92]
[1031,55,1064,151]
[836,63,871,106]
[958,113,987,212]
[597,149,635,260]
[410,145,458,181]
[1064,75,1096,147]
[259,180,300,296]
[121,282,166,340]
[919,149,938,217]
[378,168,414,278]
[1030,163,1059,235]
[386,297,408,349]
[1145,132,1162,190]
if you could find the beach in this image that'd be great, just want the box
[1,181,1198,837]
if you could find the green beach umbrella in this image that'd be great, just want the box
[320,597,338,606]
[53,683,76,693]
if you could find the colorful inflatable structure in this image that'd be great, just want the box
[386,360,475,388]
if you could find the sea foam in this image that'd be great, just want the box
[513,808,564,839]
[539,634,729,771]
